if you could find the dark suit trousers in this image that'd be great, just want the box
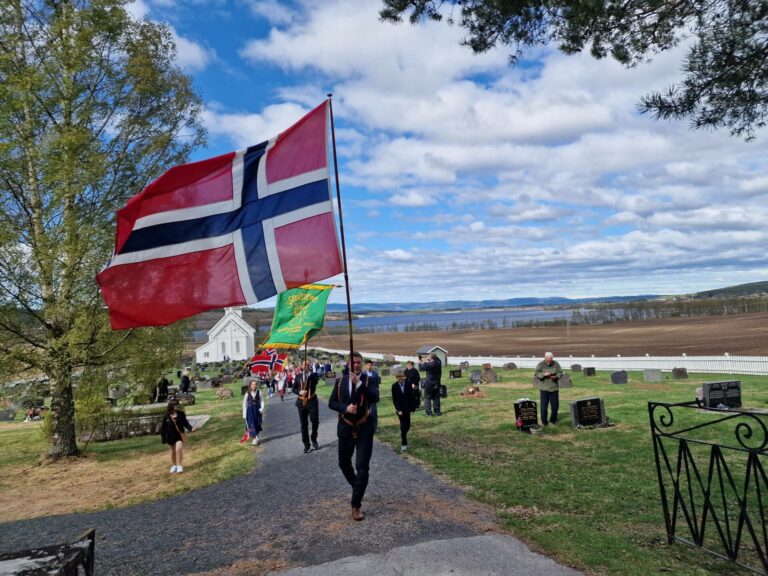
[298,402,319,448]
[337,425,374,509]
[397,411,411,446]
[540,390,559,425]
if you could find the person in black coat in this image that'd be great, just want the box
[293,360,320,453]
[329,351,379,521]
[156,377,170,403]
[180,372,191,393]
[403,360,421,409]
[160,400,194,473]
[418,352,442,416]
[391,368,417,451]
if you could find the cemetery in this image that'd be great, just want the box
[2,358,767,576]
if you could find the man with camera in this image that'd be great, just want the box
[418,352,442,416]
[534,352,563,426]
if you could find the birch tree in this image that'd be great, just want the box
[0,0,204,457]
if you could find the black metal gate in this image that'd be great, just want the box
[649,400,768,574]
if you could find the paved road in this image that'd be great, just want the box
[0,392,581,576]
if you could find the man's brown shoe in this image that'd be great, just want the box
[351,507,365,521]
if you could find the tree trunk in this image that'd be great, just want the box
[47,366,79,458]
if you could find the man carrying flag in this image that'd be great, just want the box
[293,359,320,454]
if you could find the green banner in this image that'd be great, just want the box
[260,284,334,349]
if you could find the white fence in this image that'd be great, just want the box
[312,347,768,376]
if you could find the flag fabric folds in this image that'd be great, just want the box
[249,349,287,375]
[97,101,343,330]
[260,283,334,349]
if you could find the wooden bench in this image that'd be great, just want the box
[0,528,95,575]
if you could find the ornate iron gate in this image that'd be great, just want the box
[649,400,768,574]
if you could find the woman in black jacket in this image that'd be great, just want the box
[160,400,194,473]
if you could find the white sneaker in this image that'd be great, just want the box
[252,436,259,446]
[170,465,177,473]
[176,465,183,473]
[400,445,408,452]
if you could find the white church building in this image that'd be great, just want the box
[195,307,256,363]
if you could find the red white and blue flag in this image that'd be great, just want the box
[249,349,287,374]
[97,101,343,330]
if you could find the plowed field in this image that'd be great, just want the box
[318,312,768,357]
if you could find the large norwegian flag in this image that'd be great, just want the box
[97,101,343,330]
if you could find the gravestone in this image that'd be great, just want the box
[643,369,663,383]
[240,385,248,396]
[570,397,607,427]
[481,370,498,383]
[196,380,212,391]
[0,409,15,422]
[514,399,538,432]
[610,370,628,385]
[503,362,518,370]
[380,368,390,377]
[583,367,596,376]
[221,375,234,385]
[571,364,582,372]
[470,371,482,384]
[482,363,492,370]
[559,373,573,388]
[383,353,396,363]
[449,369,462,379]
[107,387,125,400]
[703,380,742,409]
[672,367,688,379]
[459,361,470,369]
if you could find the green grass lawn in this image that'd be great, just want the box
[373,369,768,576]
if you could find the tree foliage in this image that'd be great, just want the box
[0,0,204,457]
[381,0,768,140]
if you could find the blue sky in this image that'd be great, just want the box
[127,0,768,307]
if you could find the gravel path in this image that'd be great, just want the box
[0,393,577,575]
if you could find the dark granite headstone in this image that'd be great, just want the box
[0,409,15,422]
[470,371,482,384]
[571,364,582,372]
[240,385,248,396]
[482,363,492,370]
[583,367,596,376]
[703,380,742,409]
[514,400,538,432]
[643,369,663,383]
[672,367,688,379]
[503,362,518,370]
[559,373,573,388]
[610,370,628,384]
[570,397,606,427]
[449,369,462,379]
[459,361,470,369]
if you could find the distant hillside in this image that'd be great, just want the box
[694,281,768,299]
[325,295,659,313]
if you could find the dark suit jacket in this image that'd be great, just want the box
[329,372,379,434]
[391,381,416,414]
[292,371,319,407]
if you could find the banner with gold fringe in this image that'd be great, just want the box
[260,283,334,349]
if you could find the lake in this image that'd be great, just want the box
[324,308,577,332]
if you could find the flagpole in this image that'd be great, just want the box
[327,94,355,362]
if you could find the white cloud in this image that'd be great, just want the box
[247,0,298,25]
[202,102,311,147]
[126,0,150,19]
[389,190,435,207]
[383,249,414,261]
[170,27,214,71]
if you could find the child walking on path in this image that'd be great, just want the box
[243,380,264,445]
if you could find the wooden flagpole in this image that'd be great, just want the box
[327,94,354,364]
